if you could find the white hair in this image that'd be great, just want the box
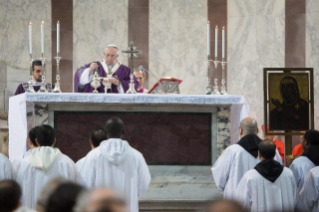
[104,44,119,54]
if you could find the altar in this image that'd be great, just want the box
[9,93,248,210]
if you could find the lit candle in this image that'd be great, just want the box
[215,26,218,58]
[57,21,60,53]
[41,21,44,54]
[207,21,210,56]
[29,22,32,55]
[222,26,225,59]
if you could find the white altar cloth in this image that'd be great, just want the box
[9,93,249,160]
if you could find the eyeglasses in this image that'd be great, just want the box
[105,54,117,59]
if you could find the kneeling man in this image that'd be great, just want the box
[235,139,297,212]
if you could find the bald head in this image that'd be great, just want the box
[105,117,124,139]
[205,199,245,212]
[240,117,258,137]
[258,139,276,160]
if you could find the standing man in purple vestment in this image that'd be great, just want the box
[14,60,43,95]
[74,44,139,93]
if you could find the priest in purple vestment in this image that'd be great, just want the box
[14,60,43,95]
[74,44,139,93]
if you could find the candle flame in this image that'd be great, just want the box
[42,21,44,24]
[57,20,59,23]
[223,26,225,29]
[207,21,210,24]
[215,25,218,28]
[29,22,32,25]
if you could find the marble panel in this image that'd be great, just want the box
[216,106,231,156]
[306,1,319,129]
[149,0,207,95]
[73,0,128,83]
[0,63,6,111]
[6,66,29,94]
[227,0,285,136]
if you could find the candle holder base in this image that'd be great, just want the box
[52,75,62,93]
[38,76,47,93]
[220,82,227,95]
[220,61,227,95]
[126,74,137,94]
[27,81,35,93]
[205,78,212,95]
[212,78,220,95]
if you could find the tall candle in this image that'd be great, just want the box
[215,26,218,58]
[207,21,210,56]
[57,21,60,53]
[41,21,44,54]
[222,27,225,58]
[29,22,32,55]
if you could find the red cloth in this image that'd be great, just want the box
[273,139,285,164]
[292,143,304,156]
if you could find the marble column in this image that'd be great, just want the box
[73,0,129,87]
[149,0,207,94]
[227,0,285,137]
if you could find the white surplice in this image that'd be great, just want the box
[12,149,33,171]
[296,166,319,212]
[79,138,151,212]
[16,147,82,209]
[211,144,283,200]
[0,153,15,180]
[75,156,86,170]
[289,156,315,195]
[235,168,297,212]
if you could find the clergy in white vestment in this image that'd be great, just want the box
[0,152,15,180]
[76,128,106,170]
[16,125,82,209]
[12,126,39,171]
[235,139,297,212]
[289,130,319,196]
[296,166,319,212]
[79,117,151,212]
[211,117,282,200]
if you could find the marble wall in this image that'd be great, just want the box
[227,0,285,136]
[306,0,319,130]
[73,0,128,87]
[149,0,207,94]
[0,0,52,109]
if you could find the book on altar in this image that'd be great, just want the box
[148,77,182,94]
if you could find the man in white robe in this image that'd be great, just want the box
[211,117,282,200]
[79,117,151,212]
[16,125,81,209]
[0,153,14,180]
[12,126,39,171]
[76,128,106,170]
[235,139,297,212]
[296,166,319,211]
[289,130,319,195]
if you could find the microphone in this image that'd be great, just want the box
[138,65,165,94]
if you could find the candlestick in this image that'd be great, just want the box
[205,56,212,95]
[29,22,32,55]
[38,54,47,93]
[27,55,35,93]
[222,27,225,59]
[41,21,44,54]
[207,21,210,56]
[212,58,220,95]
[53,53,62,93]
[220,59,227,95]
[57,21,60,53]
[215,26,218,58]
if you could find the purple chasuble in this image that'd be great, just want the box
[15,84,40,95]
[74,61,139,93]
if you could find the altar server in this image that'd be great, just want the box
[289,130,319,195]
[134,69,148,93]
[211,117,282,200]
[79,117,151,212]
[76,128,106,170]
[0,152,14,180]
[235,139,296,212]
[74,44,139,93]
[296,166,319,211]
[16,125,81,209]
[15,60,43,95]
[12,126,39,171]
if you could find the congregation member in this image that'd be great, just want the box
[296,166,319,211]
[15,60,43,95]
[16,125,82,209]
[261,124,284,164]
[75,44,138,93]
[211,117,282,200]
[79,117,151,212]
[76,128,106,170]
[45,181,86,212]
[134,68,148,93]
[0,152,14,181]
[12,126,39,171]
[235,139,297,212]
[289,130,319,195]
[0,180,22,212]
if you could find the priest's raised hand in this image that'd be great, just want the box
[74,44,139,93]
